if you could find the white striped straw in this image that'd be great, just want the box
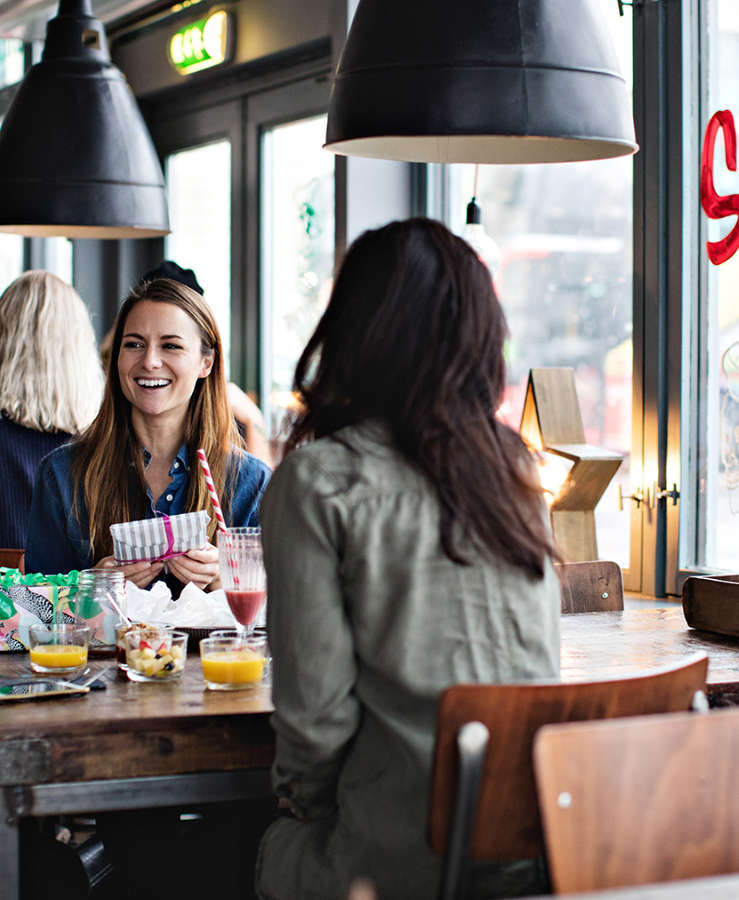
[197,448,228,533]
[197,448,240,589]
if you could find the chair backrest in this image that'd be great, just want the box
[428,654,708,862]
[534,707,739,893]
[0,548,24,573]
[557,559,623,613]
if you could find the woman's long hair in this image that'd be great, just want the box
[71,278,241,559]
[0,271,103,433]
[287,218,557,578]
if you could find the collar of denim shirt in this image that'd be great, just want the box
[141,443,190,477]
[141,444,191,515]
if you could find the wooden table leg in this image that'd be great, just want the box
[0,787,23,900]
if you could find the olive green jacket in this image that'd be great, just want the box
[257,421,560,900]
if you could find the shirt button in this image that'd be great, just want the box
[166,494,173,502]
[174,461,179,469]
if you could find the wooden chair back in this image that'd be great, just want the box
[534,707,739,893]
[428,654,708,862]
[557,559,623,613]
[0,548,24,573]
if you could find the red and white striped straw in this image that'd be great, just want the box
[196,448,228,534]
[197,447,240,589]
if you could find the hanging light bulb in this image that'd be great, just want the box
[462,166,501,278]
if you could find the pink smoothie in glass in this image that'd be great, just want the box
[226,589,266,627]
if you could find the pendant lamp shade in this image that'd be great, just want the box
[325,0,638,164]
[0,0,169,238]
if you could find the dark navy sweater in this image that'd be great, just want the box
[0,413,71,550]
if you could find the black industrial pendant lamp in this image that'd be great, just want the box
[325,0,638,164]
[0,0,169,238]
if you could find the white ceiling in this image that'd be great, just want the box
[0,0,161,41]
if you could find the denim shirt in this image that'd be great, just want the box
[25,442,271,576]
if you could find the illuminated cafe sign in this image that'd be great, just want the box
[168,9,233,75]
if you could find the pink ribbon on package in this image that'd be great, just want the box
[113,516,182,564]
[160,515,177,560]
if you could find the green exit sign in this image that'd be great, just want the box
[168,9,232,75]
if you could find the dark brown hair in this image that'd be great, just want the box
[286,217,557,577]
[72,278,241,558]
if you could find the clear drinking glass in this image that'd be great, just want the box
[29,623,90,674]
[199,634,270,691]
[217,527,267,635]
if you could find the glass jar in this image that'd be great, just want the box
[71,569,126,655]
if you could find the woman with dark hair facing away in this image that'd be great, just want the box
[256,218,560,900]
[26,278,270,592]
[0,271,103,550]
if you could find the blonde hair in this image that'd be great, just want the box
[0,270,104,433]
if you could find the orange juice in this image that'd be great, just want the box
[201,648,265,684]
[29,644,88,669]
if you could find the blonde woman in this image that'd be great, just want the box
[26,278,270,593]
[0,271,103,548]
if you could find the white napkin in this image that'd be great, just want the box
[125,580,237,628]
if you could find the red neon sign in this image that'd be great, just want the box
[700,109,739,265]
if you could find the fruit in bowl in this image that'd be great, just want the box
[116,622,175,670]
[125,630,188,682]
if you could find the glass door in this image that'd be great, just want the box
[680,0,739,578]
[247,78,333,450]
[165,140,232,366]
[147,100,240,376]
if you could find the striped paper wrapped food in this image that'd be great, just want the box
[110,511,210,565]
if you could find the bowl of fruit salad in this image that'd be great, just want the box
[124,627,188,682]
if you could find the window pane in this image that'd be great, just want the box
[0,236,22,288]
[0,39,24,88]
[165,141,231,369]
[45,238,73,284]
[448,3,633,567]
[260,115,335,440]
[687,0,739,570]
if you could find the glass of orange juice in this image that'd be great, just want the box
[199,635,270,691]
[29,624,90,674]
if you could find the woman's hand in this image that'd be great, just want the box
[94,556,164,588]
[167,543,221,591]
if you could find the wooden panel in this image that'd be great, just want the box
[550,452,623,510]
[558,560,624,614]
[0,549,24,573]
[682,574,739,639]
[534,708,739,893]
[521,368,586,446]
[551,510,598,561]
[428,656,708,861]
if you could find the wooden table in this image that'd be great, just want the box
[519,873,739,899]
[560,606,739,704]
[0,655,275,899]
[2,608,736,897]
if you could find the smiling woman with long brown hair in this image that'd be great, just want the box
[26,278,270,593]
[257,218,560,900]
